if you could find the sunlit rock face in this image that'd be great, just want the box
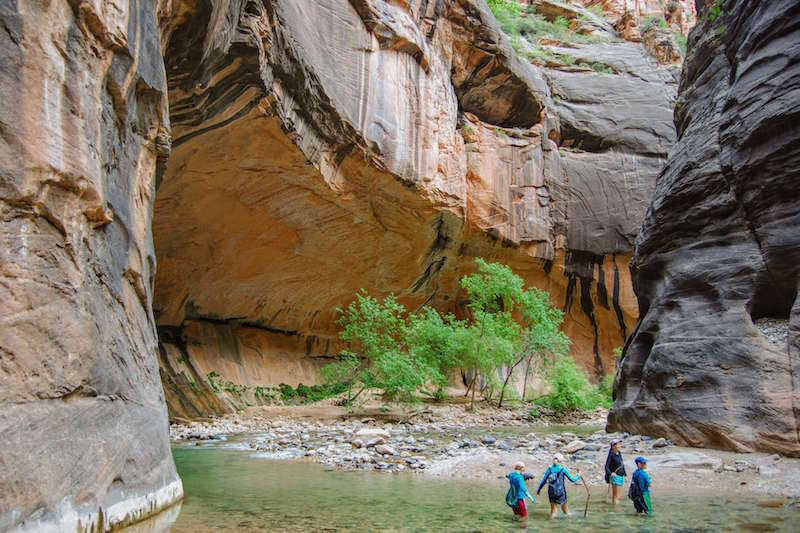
[609,0,800,457]
[153,0,678,414]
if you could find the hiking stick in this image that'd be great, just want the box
[580,475,590,517]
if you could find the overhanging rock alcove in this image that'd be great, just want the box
[151,0,677,417]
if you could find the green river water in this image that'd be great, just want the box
[127,444,800,532]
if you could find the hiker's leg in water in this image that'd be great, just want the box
[561,503,568,515]
[549,504,557,518]
[642,493,652,514]
[612,484,620,504]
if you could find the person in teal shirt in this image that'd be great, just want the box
[506,462,535,520]
[630,456,652,514]
[536,454,581,518]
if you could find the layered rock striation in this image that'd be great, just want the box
[609,0,800,456]
[1,0,681,528]
[0,0,182,531]
[154,0,679,414]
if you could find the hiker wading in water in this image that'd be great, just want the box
[506,462,535,520]
[537,454,581,518]
[604,439,626,505]
[629,456,653,515]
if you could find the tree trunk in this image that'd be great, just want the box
[470,371,478,410]
[498,355,525,407]
[522,356,532,401]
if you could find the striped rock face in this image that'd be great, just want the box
[0,0,680,529]
[609,0,800,457]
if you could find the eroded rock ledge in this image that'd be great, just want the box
[153,0,679,416]
[609,0,800,457]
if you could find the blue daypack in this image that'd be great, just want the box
[505,484,518,507]
[505,473,520,507]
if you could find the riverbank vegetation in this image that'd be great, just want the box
[322,258,613,413]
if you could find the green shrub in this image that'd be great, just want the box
[640,15,667,32]
[675,34,688,54]
[553,16,570,31]
[709,1,723,22]
[591,62,614,74]
[279,383,297,400]
[207,371,220,393]
[535,355,611,411]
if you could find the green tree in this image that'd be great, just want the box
[322,291,452,405]
[460,258,525,409]
[498,287,570,407]
[404,307,468,399]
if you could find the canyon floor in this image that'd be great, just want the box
[170,398,800,502]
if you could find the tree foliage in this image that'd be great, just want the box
[321,259,608,411]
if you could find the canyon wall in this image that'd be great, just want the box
[609,0,800,456]
[153,0,680,415]
[0,0,681,528]
[0,0,182,531]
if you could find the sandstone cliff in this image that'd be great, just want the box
[0,0,680,528]
[154,0,681,416]
[0,1,181,531]
[609,0,800,456]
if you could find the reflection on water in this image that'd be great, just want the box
[132,446,799,532]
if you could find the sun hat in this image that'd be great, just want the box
[554,453,564,462]
[634,456,647,464]
[610,438,621,445]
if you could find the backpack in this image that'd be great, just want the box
[505,473,519,507]
[505,485,518,507]
[628,470,642,501]
[547,467,566,501]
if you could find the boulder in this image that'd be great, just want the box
[564,440,586,454]
[375,444,396,456]
[354,429,391,441]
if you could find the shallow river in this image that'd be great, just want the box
[130,444,799,532]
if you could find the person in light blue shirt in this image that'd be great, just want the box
[506,462,535,520]
[536,453,581,518]
[630,456,652,514]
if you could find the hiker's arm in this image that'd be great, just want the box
[564,467,580,483]
[522,472,535,481]
[536,469,549,494]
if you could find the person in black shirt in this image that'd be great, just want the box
[604,439,626,505]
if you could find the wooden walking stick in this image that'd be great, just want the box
[580,474,591,517]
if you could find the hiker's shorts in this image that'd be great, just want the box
[611,474,625,486]
[512,499,527,517]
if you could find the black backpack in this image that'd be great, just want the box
[547,468,566,500]
[628,470,642,500]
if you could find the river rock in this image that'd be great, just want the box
[480,436,497,445]
[354,429,391,441]
[365,438,385,448]
[651,438,668,448]
[375,445,396,456]
[564,440,586,454]
[351,439,364,449]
